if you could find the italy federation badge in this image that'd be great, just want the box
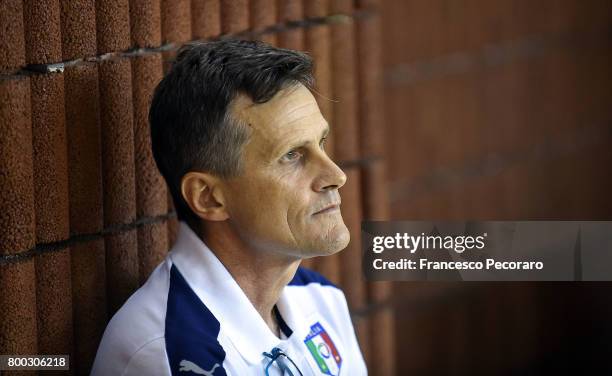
[304,322,342,375]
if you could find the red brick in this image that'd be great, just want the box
[354,316,370,369]
[64,62,107,374]
[23,0,62,64]
[250,0,277,45]
[99,59,137,226]
[331,22,359,160]
[105,230,138,314]
[65,63,104,234]
[98,58,139,313]
[161,0,192,44]
[192,0,221,39]
[0,261,38,364]
[356,16,383,157]
[132,53,169,282]
[361,161,389,220]
[368,282,395,376]
[221,0,249,34]
[30,74,69,243]
[138,222,169,284]
[330,0,353,14]
[0,77,34,255]
[29,71,74,361]
[304,0,330,18]
[277,0,304,50]
[129,0,162,47]
[60,0,97,59]
[313,252,340,286]
[132,54,166,218]
[71,239,107,374]
[96,0,131,53]
[355,0,378,9]
[35,250,73,357]
[0,0,26,73]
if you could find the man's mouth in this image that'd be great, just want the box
[313,203,340,215]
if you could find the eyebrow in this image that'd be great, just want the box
[275,123,330,157]
[291,124,329,150]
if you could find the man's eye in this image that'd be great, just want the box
[281,150,302,162]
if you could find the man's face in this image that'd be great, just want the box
[221,84,350,259]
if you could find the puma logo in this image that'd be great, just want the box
[179,360,220,375]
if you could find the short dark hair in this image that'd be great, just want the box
[149,39,314,223]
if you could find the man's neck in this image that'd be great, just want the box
[194,220,300,337]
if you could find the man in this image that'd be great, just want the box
[92,39,367,375]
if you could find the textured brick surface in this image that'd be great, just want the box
[0,260,38,373]
[29,71,74,362]
[96,0,131,53]
[132,54,165,218]
[304,0,330,18]
[65,64,104,234]
[330,0,353,14]
[221,0,249,34]
[35,250,73,357]
[23,0,62,64]
[161,0,192,44]
[192,0,221,39]
[382,1,612,374]
[250,0,277,45]
[132,53,169,282]
[0,0,26,73]
[71,240,107,374]
[331,21,359,161]
[60,0,97,60]
[129,0,162,47]
[64,62,107,374]
[99,59,137,226]
[30,74,69,243]
[10,1,611,375]
[98,58,139,314]
[277,0,303,50]
[0,78,34,255]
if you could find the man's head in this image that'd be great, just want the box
[149,39,349,259]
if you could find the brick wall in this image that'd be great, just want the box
[0,1,393,375]
[2,0,611,375]
[382,0,612,374]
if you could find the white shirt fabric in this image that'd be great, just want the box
[91,222,367,376]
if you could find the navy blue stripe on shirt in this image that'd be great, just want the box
[165,265,227,376]
[273,305,293,338]
[288,266,338,288]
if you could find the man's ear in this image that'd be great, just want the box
[180,171,229,221]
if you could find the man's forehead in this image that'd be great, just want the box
[230,85,325,133]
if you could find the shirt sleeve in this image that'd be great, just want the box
[122,337,172,376]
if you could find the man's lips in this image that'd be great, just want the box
[313,203,340,215]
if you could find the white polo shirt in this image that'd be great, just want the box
[91,222,367,375]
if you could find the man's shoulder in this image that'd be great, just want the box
[91,260,173,375]
[286,266,349,315]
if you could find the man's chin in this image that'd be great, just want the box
[316,225,351,257]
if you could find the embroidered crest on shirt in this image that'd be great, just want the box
[304,322,342,375]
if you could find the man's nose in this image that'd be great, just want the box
[312,154,347,192]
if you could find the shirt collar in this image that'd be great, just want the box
[168,221,304,364]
